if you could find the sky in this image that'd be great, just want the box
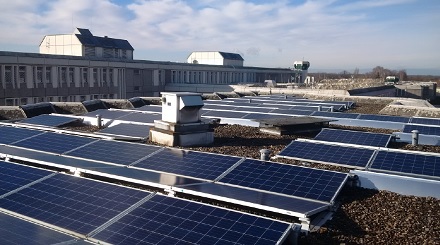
[0,0,439,75]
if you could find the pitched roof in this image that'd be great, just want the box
[218,52,244,61]
[75,28,134,50]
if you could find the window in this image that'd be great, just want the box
[109,69,113,85]
[102,68,107,85]
[82,68,88,85]
[60,67,67,86]
[80,96,86,102]
[134,86,140,91]
[20,98,27,105]
[68,68,74,86]
[19,66,26,84]
[45,67,51,83]
[5,66,13,88]
[93,68,98,85]
[5,99,15,106]
[134,69,140,75]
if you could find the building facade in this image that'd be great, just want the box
[0,29,302,106]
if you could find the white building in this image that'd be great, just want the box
[39,28,134,60]
[187,52,244,67]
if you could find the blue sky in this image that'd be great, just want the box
[0,0,439,74]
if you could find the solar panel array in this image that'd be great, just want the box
[219,159,347,202]
[98,123,151,138]
[314,128,392,147]
[66,140,162,165]
[403,124,440,136]
[358,114,410,123]
[19,114,80,127]
[133,148,242,180]
[92,195,291,244]
[0,212,82,245]
[370,150,440,178]
[277,140,376,168]
[0,161,291,244]
[0,126,349,220]
[0,126,43,144]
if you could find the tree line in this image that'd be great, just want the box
[310,66,440,82]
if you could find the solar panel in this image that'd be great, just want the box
[233,107,275,113]
[0,161,53,196]
[117,112,162,123]
[98,124,151,138]
[133,105,163,113]
[132,148,242,180]
[403,124,440,136]
[0,126,43,144]
[66,140,162,165]
[19,114,80,127]
[242,113,288,120]
[0,212,83,245]
[202,110,248,118]
[277,140,375,168]
[177,182,329,215]
[370,151,440,178]
[314,128,392,147]
[311,111,360,119]
[0,174,151,235]
[290,106,330,111]
[92,194,291,245]
[358,114,410,123]
[410,117,440,126]
[219,159,348,202]
[83,109,131,119]
[270,109,314,116]
[12,132,96,154]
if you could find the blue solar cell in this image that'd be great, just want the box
[219,159,347,202]
[290,106,329,111]
[358,114,410,123]
[66,140,161,165]
[98,124,151,138]
[117,112,162,123]
[201,110,248,118]
[179,182,329,215]
[403,124,440,136]
[133,105,163,113]
[0,161,53,196]
[19,114,80,127]
[12,132,96,154]
[0,174,150,235]
[0,212,81,245]
[233,107,275,113]
[270,109,314,116]
[92,195,290,245]
[311,111,360,119]
[0,126,43,144]
[410,117,440,126]
[277,140,375,168]
[371,151,440,178]
[83,109,131,119]
[133,148,241,180]
[314,128,392,147]
[242,113,288,120]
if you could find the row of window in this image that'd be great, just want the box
[4,94,117,106]
[170,70,256,84]
[1,65,121,89]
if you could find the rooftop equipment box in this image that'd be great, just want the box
[161,92,204,124]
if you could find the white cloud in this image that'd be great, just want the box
[0,0,438,70]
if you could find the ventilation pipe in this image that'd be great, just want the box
[411,130,419,146]
[318,105,322,111]
[330,106,334,112]
[96,114,102,129]
[260,149,271,161]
